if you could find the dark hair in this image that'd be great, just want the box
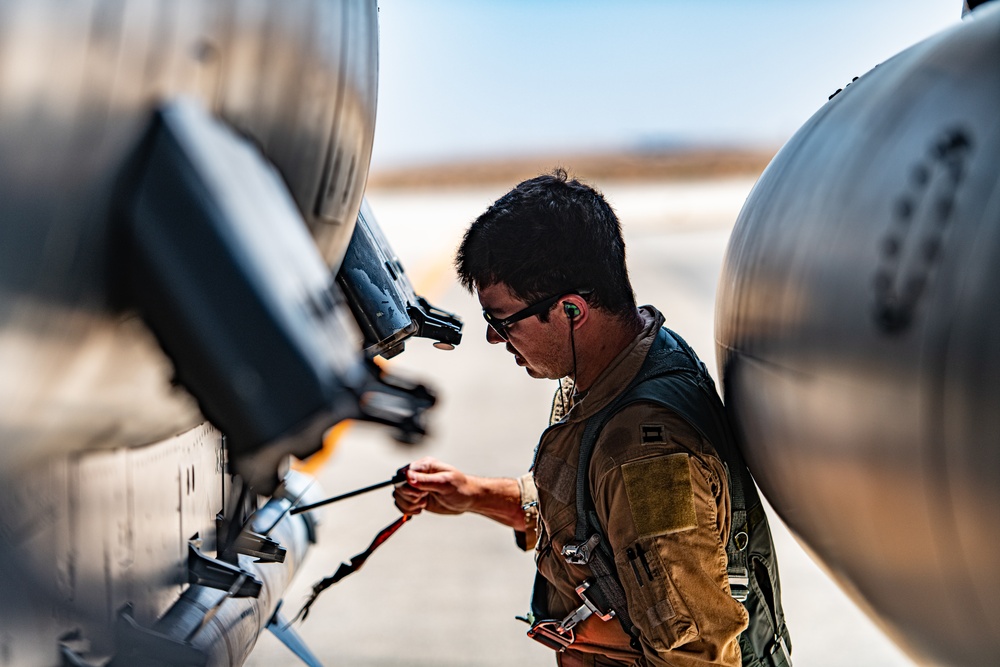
[455,168,636,319]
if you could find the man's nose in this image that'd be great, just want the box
[486,325,504,345]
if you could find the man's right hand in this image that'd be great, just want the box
[392,457,476,516]
[392,457,525,529]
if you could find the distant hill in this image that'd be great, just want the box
[367,146,777,189]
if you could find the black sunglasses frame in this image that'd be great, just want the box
[482,289,592,341]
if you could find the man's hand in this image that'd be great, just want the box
[393,457,476,516]
[392,457,525,529]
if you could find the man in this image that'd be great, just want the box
[393,170,777,666]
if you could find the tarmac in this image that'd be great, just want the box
[246,178,916,666]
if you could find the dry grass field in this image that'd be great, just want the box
[367,147,777,190]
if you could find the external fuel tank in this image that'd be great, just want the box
[716,4,1000,665]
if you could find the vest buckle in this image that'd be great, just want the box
[561,533,601,565]
[728,566,750,602]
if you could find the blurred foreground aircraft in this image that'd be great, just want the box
[717,1,1000,664]
[0,0,460,664]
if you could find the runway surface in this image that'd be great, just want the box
[246,178,916,666]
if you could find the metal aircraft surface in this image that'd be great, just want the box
[0,0,460,665]
[716,1,1000,664]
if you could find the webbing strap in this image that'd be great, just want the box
[587,537,634,630]
[289,514,411,625]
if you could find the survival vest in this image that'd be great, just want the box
[528,327,792,667]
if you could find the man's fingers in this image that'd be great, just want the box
[394,498,425,516]
[406,457,453,475]
[392,485,427,513]
[393,485,427,502]
[406,470,458,492]
[406,457,437,473]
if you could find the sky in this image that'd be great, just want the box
[370,0,962,170]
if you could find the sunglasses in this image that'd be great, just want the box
[482,289,592,341]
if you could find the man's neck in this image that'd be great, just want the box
[572,309,644,393]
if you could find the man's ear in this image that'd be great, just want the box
[560,294,589,328]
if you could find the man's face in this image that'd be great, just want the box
[477,282,572,380]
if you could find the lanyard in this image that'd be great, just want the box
[286,465,413,626]
[288,513,411,625]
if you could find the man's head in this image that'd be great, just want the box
[455,169,636,321]
[456,170,639,384]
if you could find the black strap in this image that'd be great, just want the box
[291,467,409,515]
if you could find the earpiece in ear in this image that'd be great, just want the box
[563,302,581,318]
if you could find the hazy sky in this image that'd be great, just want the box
[370,0,962,169]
